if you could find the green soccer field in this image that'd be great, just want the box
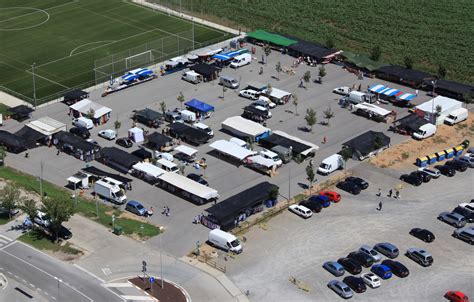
[0,0,230,104]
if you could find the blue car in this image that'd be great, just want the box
[323,261,345,277]
[371,264,392,279]
[309,195,331,208]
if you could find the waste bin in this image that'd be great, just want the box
[445,148,454,159]
[416,156,428,167]
[113,226,123,235]
[427,154,437,165]
[453,145,464,157]
[435,151,446,162]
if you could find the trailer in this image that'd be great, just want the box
[244,155,279,176]
[158,172,219,205]
[259,130,319,159]
[263,87,292,104]
[168,122,211,146]
[221,116,271,142]
[209,140,257,162]
[174,145,198,163]
[94,178,127,204]
[131,162,166,184]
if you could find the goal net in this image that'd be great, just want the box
[125,50,154,70]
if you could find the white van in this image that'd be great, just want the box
[180,109,197,123]
[73,116,94,129]
[219,75,239,89]
[444,108,468,125]
[317,154,344,175]
[153,151,174,162]
[413,124,437,140]
[344,91,375,104]
[193,122,214,137]
[239,89,260,100]
[254,96,276,109]
[230,53,251,68]
[182,70,202,84]
[259,149,283,167]
[156,158,179,173]
[208,229,242,253]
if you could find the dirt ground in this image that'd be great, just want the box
[370,113,474,169]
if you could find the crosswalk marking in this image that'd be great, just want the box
[121,296,155,301]
[0,234,12,242]
[0,235,12,249]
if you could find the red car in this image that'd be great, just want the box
[319,190,341,203]
[445,291,469,302]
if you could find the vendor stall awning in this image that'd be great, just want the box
[184,99,214,113]
[383,89,400,96]
[246,30,298,47]
[174,145,198,157]
[397,93,416,101]
[369,84,386,93]
[122,74,139,81]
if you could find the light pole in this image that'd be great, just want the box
[431,80,437,124]
[32,63,37,108]
[288,146,293,205]
[159,231,164,288]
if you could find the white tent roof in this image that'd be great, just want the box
[272,130,319,156]
[266,87,291,99]
[354,103,391,116]
[174,145,198,156]
[246,155,276,168]
[158,172,219,200]
[69,99,112,118]
[26,116,66,136]
[416,96,462,114]
[132,162,166,178]
[222,116,271,138]
[128,127,143,134]
[209,140,257,161]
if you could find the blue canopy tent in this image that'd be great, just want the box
[184,99,215,119]
[136,68,154,77]
[369,84,386,93]
[122,73,139,82]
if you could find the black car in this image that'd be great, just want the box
[299,199,323,213]
[337,257,362,275]
[445,160,468,172]
[50,225,72,240]
[347,251,375,268]
[400,174,422,186]
[410,171,431,183]
[345,177,369,190]
[116,137,133,148]
[381,260,409,278]
[187,173,209,186]
[435,165,456,177]
[453,206,474,223]
[409,228,435,242]
[343,276,366,293]
[336,181,361,195]
[69,127,90,139]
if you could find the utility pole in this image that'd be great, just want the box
[288,146,293,205]
[39,161,43,201]
[160,231,164,288]
[32,63,37,108]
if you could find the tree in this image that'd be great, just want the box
[373,135,385,150]
[0,145,6,166]
[370,46,382,61]
[318,65,327,83]
[160,101,167,114]
[263,44,271,64]
[266,83,272,95]
[303,71,311,87]
[292,94,299,115]
[268,187,279,201]
[20,198,38,222]
[404,56,413,69]
[114,120,121,136]
[177,92,185,109]
[275,61,282,80]
[306,162,316,194]
[434,105,442,123]
[462,93,473,108]
[87,108,95,120]
[340,148,353,170]
[0,184,21,219]
[304,108,317,132]
[326,37,335,49]
[323,106,334,126]
[41,196,75,241]
[437,65,447,79]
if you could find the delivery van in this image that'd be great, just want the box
[219,75,239,89]
[156,158,179,173]
[73,116,94,129]
[193,122,214,137]
[208,229,242,253]
[412,123,437,140]
[317,154,344,175]
[181,70,203,84]
[444,108,468,125]
[180,109,197,123]
[344,91,375,104]
[230,53,251,68]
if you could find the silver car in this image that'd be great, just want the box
[458,156,474,168]
[438,212,467,228]
[327,280,354,299]
[359,245,382,262]
[453,226,474,245]
[418,167,441,178]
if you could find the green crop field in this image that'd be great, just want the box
[0,0,230,104]
[151,0,474,85]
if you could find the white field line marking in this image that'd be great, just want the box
[0,8,49,31]
[0,1,77,24]
[69,40,115,56]
[24,69,69,88]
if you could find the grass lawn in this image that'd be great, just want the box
[0,214,13,225]
[0,0,230,103]
[0,103,11,116]
[0,166,161,238]
[18,229,82,255]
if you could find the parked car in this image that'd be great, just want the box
[323,261,345,277]
[370,264,392,279]
[343,276,366,293]
[361,273,381,289]
[458,156,474,168]
[327,280,354,299]
[98,129,116,140]
[299,199,322,213]
[337,258,362,275]
[418,167,441,178]
[187,173,209,186]
[238,89,260,100]
[458,203,474,212]
[373,242,399,259]
[359,245,382,262]
[345,177,369,190]
[69,127,90,139]
[125,200,148,216]
[435,165,456,177]
[86,138,99,145]
[409,228,435,242]
[336,181,361,195]
[400,174,422,186]
[405,248,433,267]
[333,86,351,95]
[410,170,431,182]
[452,226,474,245]
[289,204,312,219]
[116,137,133,148]
[347,251,375,268]
[381,260,409,278]
[319,190,341,202]
[438,212,467,228]
[54,225,72,240]
[444,291,469,302]
[453,206,474,223]
[33,211,51,228]
[308,195,331,208]
[445,159,469,172]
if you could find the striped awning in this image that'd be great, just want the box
[369,84,386,93]
[383,88,400,96]
[397,93,416,101]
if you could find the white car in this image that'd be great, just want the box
[255,96,276,109]
[239,89,260,100]
[361,273,381,288]
[33,211,51,228]
[359,245,382,262]
[333,86,351,95]
[259,149,283,167]
[98,129,116,140]
[459,203,474,212]
[418,167,441,178]
[289,204,313,219]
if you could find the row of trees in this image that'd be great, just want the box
[303,106,335,132]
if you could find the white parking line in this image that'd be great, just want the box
[103,283,133,288]
[0,234,13,242]
[121,296,156,301]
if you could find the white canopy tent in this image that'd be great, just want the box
[132,162,166,178]
[354,103,391,117]
[26,116,66,136]
[158,172,219,200]
[209,140,257,161]
[221,116,271,141]
[128,127,144,143]
[174,145,198,157]
[69,99,112,119]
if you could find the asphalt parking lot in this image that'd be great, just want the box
[225,163,474,301]
[3,45,434,257]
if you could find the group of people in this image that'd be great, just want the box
[162,206,170,216]
[376,188,401,211]
[192,213,204,224]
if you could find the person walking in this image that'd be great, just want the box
[162,206,167,215]
[395,190,400,199]
[376,188,381,197]
[387,189,393,197]
[322,136,327,144]
[415,89,419,97]
[166,206,170,216]
[377,201,383,211]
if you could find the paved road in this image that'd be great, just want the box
[0,241,122,302]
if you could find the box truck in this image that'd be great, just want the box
[208,229,242,253]
[182,70,203,84]
[230,53,251,68]
[444,108,468,125]
[94,179,127,204]
[317,154,344,175]
[344,91,375,104]
[412,123,437,140]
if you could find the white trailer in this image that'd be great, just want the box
[132,162,166,184]
[209,140,257,162]
[221,116,271,142]
[94,178,127,204]
[158,172,219,205]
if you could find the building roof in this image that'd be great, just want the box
[416,96,462,113]
[342,51,389,71]
[260,130,319,156]
[14,126,46,147]
[63,90,88,101]
[287,39,339,60]
[26,117,66,136]
[99,147,140,172]
[131,148,152,160]
[190,63,219,77]
[146,132,172,149]
[222,116,271,138]
[246,30,298,47]
[423,79,474,98]
[81,166,132,183]
[158,172,219,200]
[54,131,98,152]
[134,108,163,122]
[69,99,112,118]
[343,131,391,157]
[174,144,198,157]
[0,130,26,149]
[394,114,429,132]
[376,65,434,84]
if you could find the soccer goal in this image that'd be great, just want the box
[125,50,154,70]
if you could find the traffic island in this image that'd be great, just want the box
[129,277,187,302]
